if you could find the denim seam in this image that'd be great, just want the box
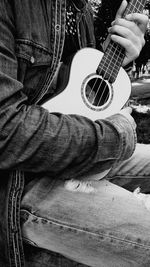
[21,210,150,249]
[110,175,149,179]
[15,52,32,62]
[16,53,51,66]
[8,171,25,267]
[16,39,51,54]
[23,237,39,247]
[33,0,66,104]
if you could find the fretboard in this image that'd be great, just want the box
[97,0,147,83]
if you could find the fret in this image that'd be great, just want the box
[97,68,121,82]
[104,48,124,62]
[97,58,124,82]
[97,42,125,83]
[97,0,147,83]
[124,4,144,16]
[99,55,124,70]
[100,61,123,72]
[123,0,146,16]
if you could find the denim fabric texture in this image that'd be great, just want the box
[0,0,135,175]
[21,144,150,267]
[0,0,138,266]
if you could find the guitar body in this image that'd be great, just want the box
[43,48,131,120]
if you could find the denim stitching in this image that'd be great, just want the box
[8,170,25,267]
[21,211,150,250]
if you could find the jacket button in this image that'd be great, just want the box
[30,56,35,64]
[55,24,61,31]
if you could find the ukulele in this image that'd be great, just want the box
[43,0,147,121]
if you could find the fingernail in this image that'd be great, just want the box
[111,21,115,26]
[125,13,132,19]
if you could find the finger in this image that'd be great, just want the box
[125,13,148,33]
[115,0,128,19]
[123,107,133,114]
[119,108,136,129]
[112,17,136,29]
[108,24,136,41]
[111,19,139,39]
[111,17,143,34]
[112,14,148,36]
[108,23,144,48]
[110,34,140,59]
[110,17,146,48]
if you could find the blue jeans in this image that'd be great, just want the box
[21,144,150,267]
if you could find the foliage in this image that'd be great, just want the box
[132,108,150,144]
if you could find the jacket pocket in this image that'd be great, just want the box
[15,39,53,104]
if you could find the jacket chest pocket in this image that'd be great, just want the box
[15,40,53,104]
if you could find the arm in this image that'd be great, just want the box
[0,0,136,177]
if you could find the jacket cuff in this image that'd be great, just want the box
[104,113,137,161]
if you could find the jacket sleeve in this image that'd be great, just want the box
[0,0,136,177]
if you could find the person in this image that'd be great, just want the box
[0,0,149,266]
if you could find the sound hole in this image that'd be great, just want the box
[85,77,110,107]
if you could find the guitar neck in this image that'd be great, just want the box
[97,0,147,83]
[123,0,147,17]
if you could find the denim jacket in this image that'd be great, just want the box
[0,0,136,266]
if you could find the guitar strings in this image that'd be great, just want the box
[87,0,145,107]
[99,46,123,106]
[88,43,123,107]
[97,46,123,107]
[87,43,124,107]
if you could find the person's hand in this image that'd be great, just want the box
[119,107,136,130]
[104,0,148,66]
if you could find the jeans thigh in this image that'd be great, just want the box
[21,177,150,267]
[108,143,150,192]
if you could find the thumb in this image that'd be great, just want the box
[119,107,136,130]
[115,0,128,19]
[122,106,133,114]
